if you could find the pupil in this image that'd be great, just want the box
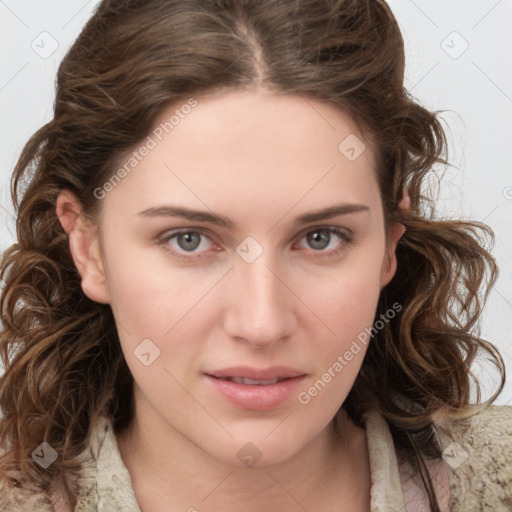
[180,232,200,251]
[308,230,329,250]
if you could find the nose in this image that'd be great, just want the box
[223,251,296,349]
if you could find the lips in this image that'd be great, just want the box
[224,377,284,386]
[206,366,306,381]
[204,366,307,410]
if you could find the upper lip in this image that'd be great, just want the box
[206,366,306,380]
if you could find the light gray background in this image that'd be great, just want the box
[1,1,511,405]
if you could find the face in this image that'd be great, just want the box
[60,89,403,467]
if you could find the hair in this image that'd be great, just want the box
[0,0,506,510]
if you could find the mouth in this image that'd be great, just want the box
[204,366,307,410]
[205,365,306,382]
[207,375,292,386]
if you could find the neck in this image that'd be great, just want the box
[116,398,370,511]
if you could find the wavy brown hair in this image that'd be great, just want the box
[0,0,506,510]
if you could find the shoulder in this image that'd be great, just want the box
[435,404,512,511]
[0,469,78,512]
[436,404,512,455]
[0,480,54,512]
[0,415,111,512]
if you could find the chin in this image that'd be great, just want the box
[208,431,309,469]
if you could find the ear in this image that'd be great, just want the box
[55,189,110,304]
[380,221,406,288]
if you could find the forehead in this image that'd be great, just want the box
[100,89,380,222]
[150,89,375,167]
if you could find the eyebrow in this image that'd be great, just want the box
[137,203,370,230]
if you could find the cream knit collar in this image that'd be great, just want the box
[71,410,450,511]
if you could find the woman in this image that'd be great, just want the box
[0,0,510,511]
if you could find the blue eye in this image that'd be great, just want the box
[157,226,353,261]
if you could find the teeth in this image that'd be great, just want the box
[230,377,280,385]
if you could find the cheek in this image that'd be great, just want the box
[101,235,215,375]
[101,230,185,327]
[303,277,380,381]
[295,270,382,414]
[309,252,384,338]
[297,244,385,405]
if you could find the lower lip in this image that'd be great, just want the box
[205,375,306,411]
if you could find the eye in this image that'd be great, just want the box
[157,226,353,261]
[158,230,216,260]
[295,227,353,258]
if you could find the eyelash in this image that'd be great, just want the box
[156,226,354,261]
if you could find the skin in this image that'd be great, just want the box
[56,88,405,511]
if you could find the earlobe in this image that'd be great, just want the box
[55,190,110,304]
[380,222,406,288]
